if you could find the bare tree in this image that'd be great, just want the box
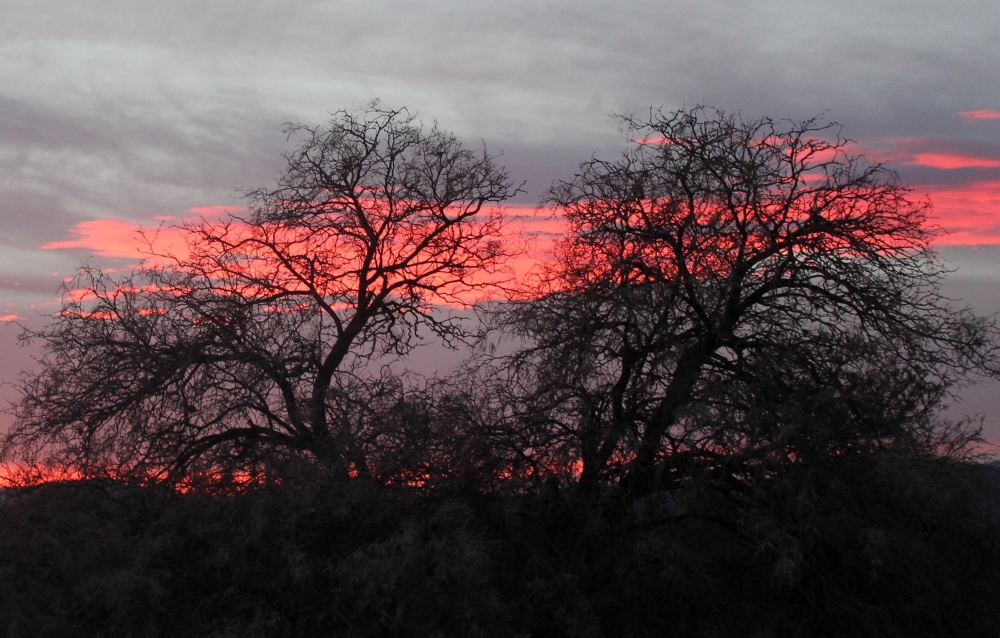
[5,103,520,483]
[493,106,999,493]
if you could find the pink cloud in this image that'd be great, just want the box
[0,314,22,322]
[959,110,1000,121]
[40,219,195,264]
[862,137,1000,243]
[35,189,1000,288]
[40,206,244,260]
[41,218,149,257]
[632,136,670,145]
[906,153,1000,170]
[189,206,243,217]
[39,204,550,305]
[918,180,1000,245]
[860,136,1000,171]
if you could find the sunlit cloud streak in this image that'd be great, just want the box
[40,207,246,261]
[959,110,1000,120]
[41,218,162,258]
[864,136,1000,170]
[39,180,1000,286]
[843,136,1000,243]
[919,180,1000,245]
[906,153,1000,170]
[40,205,559,304]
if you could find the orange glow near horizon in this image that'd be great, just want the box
[0,463,84,488]
[0,462,275,494]
[0,459,589,492]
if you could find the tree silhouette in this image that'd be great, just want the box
[5,104,520,482]
[3,104,1000,638]
[493,106,999,493]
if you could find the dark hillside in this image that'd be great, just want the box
[0,455,997,637]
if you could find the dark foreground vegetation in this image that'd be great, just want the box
[1,458,999,637]
[3,104,1000,636]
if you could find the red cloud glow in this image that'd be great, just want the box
[918,180,1000,245]
[42,218,156,257]
[37,184,1000,282]
[849,137,1000,243]
[863,136,1000,171]
[189,206,239,217]
[906,153,1000,170]
[41,207,246,262]
[41,205,558,304]
[959,110,1000,120]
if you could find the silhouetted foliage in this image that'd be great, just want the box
[3,104,1000,637]
[488,106,999,493]
[5,103,520,483]
[0,459,997,637]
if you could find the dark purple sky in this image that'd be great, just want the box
[2,0,999,443]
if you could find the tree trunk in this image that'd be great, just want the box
[623,343,711,495]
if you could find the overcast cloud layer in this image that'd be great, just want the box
[2,0,1000,439]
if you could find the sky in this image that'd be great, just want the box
[1,0,1000,442]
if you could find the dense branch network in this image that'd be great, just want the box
[491,107,999,492]
[5,104,520,482]
[4,104,998,494]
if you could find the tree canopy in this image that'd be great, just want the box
[4,103,1000,638]
[489,106,999,492]
[5,104,519,483]
[3,104,998,493]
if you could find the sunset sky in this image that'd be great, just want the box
[2,0,1000,440]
